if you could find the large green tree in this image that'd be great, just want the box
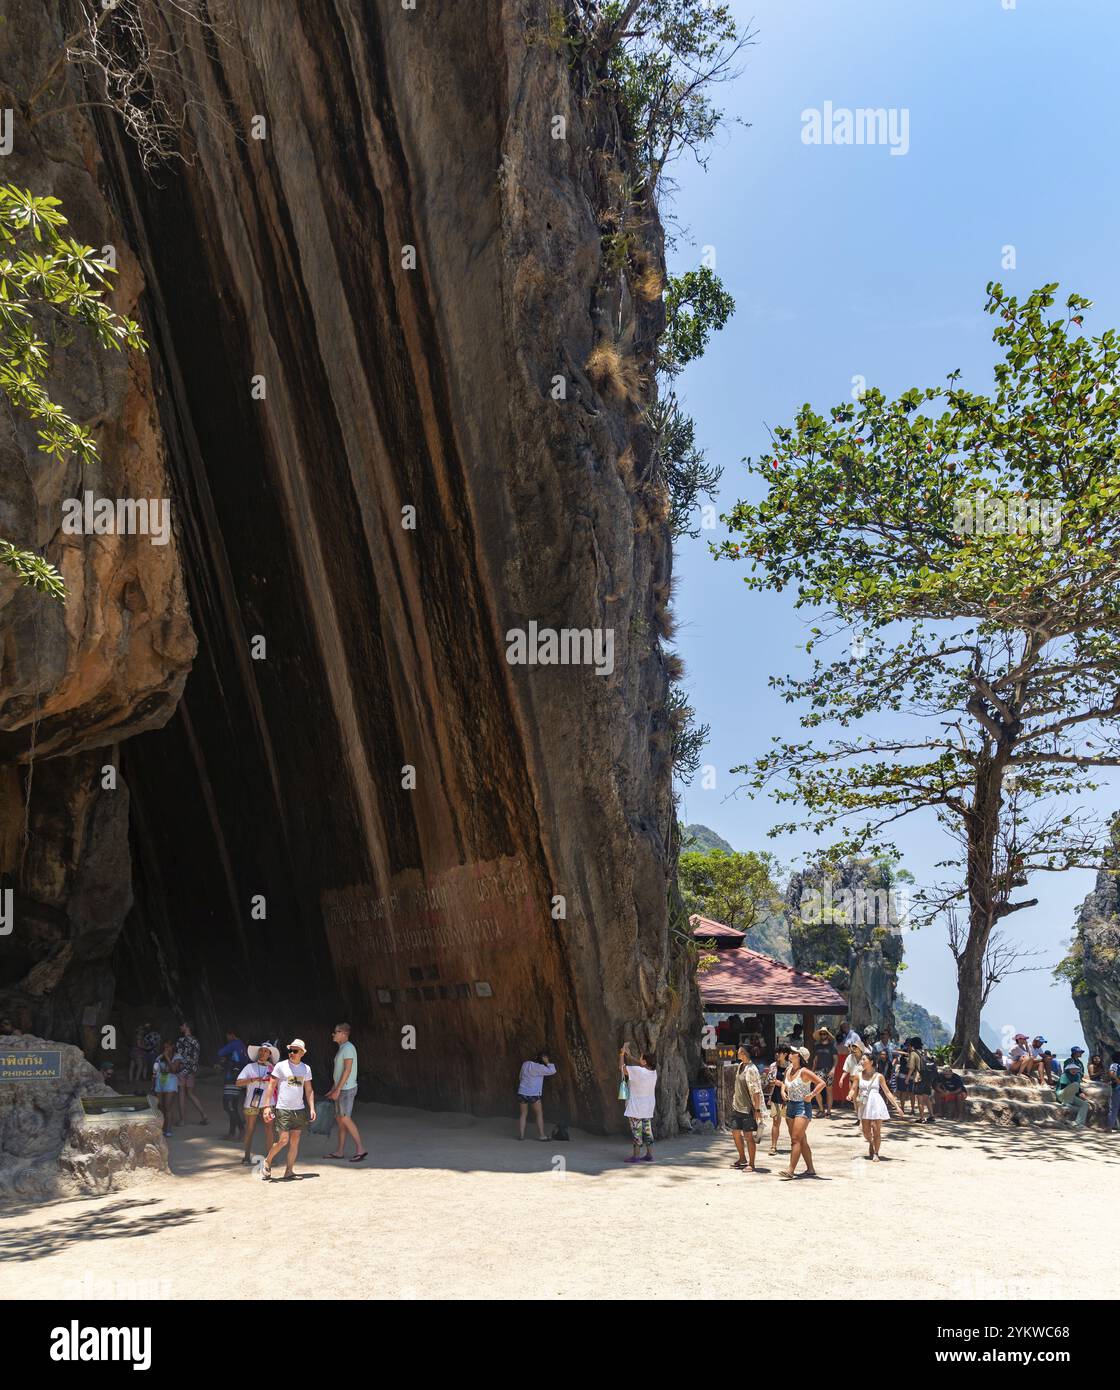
[678,846,782,935]
[719,283,1120,1065]
[0,185,144,598]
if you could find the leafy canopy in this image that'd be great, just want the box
[678,846,783,935]
[718,283,1120,931]
[0,184,145,598]
[660,266,735,375]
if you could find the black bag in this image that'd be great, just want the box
[550,1112,570,1141]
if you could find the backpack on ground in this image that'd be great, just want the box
[308,1098,335,1135]
[550,1111,570,1141]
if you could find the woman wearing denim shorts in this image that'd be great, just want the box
[780,1046,825,1179]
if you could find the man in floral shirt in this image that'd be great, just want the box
[173,1020,210,1126]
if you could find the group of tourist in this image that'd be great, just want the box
[992,1032,1120,1128]
[139,1020,367,1180]
[726,1038,911,1176]
[144,1022,210,1132]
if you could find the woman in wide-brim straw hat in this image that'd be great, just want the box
[780,1046,826,1178]
[237,1043,279,1164]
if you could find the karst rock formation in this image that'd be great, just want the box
[0,1,697,1132]
[1064,820,1120,1062]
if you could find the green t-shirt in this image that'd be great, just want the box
[333,1041,358,1091]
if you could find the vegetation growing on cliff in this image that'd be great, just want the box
[720,283,1120,1065]
[577,1,752,191]
[21,0,217,170]
[0,186,145,598]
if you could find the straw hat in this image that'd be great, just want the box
[248,1043,279,1063]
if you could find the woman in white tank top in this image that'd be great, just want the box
[857,1053,903,1160]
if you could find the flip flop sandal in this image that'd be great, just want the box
[349,1151,368,1162]
[325,1152,346,1159]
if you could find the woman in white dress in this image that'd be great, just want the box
[856,1051,903,1160]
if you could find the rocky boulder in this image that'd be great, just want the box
[0,1033,167,1199]
[961,1070,1110,1129]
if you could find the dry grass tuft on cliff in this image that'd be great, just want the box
[631,251,664,303]
[586,340,644,404]
[663,651,686,682]
[653,599,677,640]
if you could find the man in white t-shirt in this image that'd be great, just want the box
[262,1038,316,1181]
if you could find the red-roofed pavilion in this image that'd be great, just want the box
[691,914,848,1057]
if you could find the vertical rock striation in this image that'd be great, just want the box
[0,3,195,1036]
[0,1,698,1129]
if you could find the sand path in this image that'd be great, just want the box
[4,1080,1118,1300]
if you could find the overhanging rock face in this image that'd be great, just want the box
[64,0,696,1131]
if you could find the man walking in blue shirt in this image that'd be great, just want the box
[326,1023,367,1163]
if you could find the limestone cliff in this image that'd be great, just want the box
[0,1,195,1040]
[1062,823,1120,1061]
[0,1,697,1132]
[785,858,904,1035]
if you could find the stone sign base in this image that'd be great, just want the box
[0,1033,168,1199]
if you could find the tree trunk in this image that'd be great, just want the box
[952,935,988,1067]
[951,762,1001,1067]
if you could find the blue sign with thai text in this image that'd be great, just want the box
[0,1050,63,1081]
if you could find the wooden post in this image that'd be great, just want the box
[803,1012,816,1050]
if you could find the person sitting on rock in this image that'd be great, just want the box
[934,1067,967,1119]
[1056,1047,1090,1128]
[1008,1033,1048,1086]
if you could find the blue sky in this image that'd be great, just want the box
[668,0,1120,1051]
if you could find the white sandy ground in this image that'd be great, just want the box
[2,1077,1118,1301]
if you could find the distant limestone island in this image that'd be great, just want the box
[681,823,950,1044]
